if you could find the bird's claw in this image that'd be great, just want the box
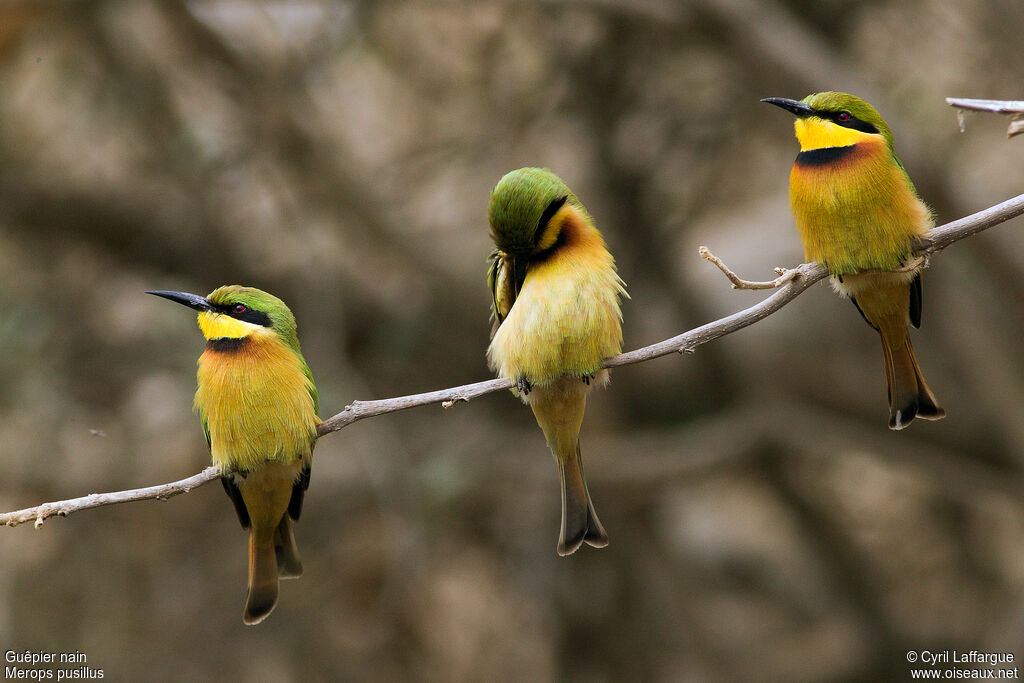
[516,377,533,395]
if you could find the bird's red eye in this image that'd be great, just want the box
[837,111,851,122]
[233,304,247,314]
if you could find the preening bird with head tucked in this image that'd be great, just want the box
[149,285,319,624]
[763,92,944,429]
[487,167,627,555]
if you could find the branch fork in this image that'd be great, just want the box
[947,98,1024,138]
[699,245,800,290]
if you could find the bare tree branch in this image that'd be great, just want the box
[317,378,513,435]
[4,191,1024,528]
[1,467,220,528]
[697,246,800,289]
[947,98,1024,138]
[926,192,1024,249]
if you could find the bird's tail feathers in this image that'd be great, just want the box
[529,385,609,555]
[882,332,945,430]
[274,516,303,579]
[244,532,280,626]
[556,441,609,556]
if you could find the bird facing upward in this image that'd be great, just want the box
[762,92,944,429]
[486,167,627,555]
[149,285,319,624]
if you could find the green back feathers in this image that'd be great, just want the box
[488,167,587,254]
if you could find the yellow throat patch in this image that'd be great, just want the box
[198,310,266,340]
[795,117,875,151]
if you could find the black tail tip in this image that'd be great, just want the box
[584,531,609,549]
[916,404,946,421]
[584,514,609,549]
[889,405,917,431]
[243,604,275,626]
[243,587,279,625]
[557,530,611,555]
[557,510,610,555]
[888,403,946,430]
[557,534,585,557]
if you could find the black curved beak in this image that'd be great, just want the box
[146,290,212,312]
[761,97,816,118]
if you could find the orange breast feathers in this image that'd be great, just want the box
[487,207,626,385]
[788,137,931,274]
[195,336,318,473]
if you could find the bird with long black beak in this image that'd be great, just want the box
[763,92,944,429]
[149,285,319,624]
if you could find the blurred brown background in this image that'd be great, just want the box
[1,1,1023,681]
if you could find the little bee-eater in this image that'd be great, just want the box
[487,167,627,555]
[149,286,319,624]
[763,92,945,429]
